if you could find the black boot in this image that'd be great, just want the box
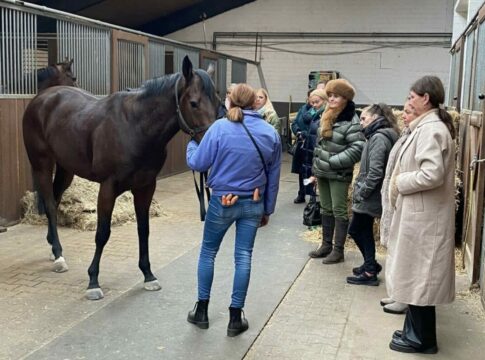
[322,218,348,264]
[294,174,306,203]
[187,300,209,329]
[309,214,334,258]
[227,307,249,337]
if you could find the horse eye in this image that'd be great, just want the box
[190,101,198,109]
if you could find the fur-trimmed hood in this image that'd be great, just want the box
[320,100,356,139]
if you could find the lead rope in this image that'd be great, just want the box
[193,170,211,221]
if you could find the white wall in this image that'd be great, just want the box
[167,0,454,105]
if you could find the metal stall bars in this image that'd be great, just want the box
[173,47,199,72]
[117,39,145,91]
[111,29,147,92]
[148,40,165,79]
[0,6,37,96]
[57,19,110,96]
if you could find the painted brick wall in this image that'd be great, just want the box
[168,0,454,105]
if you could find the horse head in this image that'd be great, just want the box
[37,58,77,91]
[54,58,77,87]
[177,56,219,143]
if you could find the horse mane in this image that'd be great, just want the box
[37,65,58,83]
[194,69,217,102]
[140,73,180,98]
[140,70,216,101]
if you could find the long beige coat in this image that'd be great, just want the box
[386,110,455,306]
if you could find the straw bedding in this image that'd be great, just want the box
[21,176,164,231]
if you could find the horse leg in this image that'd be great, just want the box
[53,164,74,207]
[47,165,74,261]
[33,164,69,273]
[86,181,117,300]
[132,181,161,292]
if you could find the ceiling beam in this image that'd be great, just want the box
[138,0,255,36]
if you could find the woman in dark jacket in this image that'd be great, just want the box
[310,79,364,263]
[346,103,399,286]
[291,89,314,203]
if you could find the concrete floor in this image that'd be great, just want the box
[1,155,484,360]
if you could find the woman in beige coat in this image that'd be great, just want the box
[387,76,456,354]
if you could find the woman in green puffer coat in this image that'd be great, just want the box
[309,79,364,264]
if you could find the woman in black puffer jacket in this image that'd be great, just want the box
[346,103,399,286]
[310,79,364,263]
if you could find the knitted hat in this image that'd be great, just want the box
[325,79,355,100]
[310,88,327,100]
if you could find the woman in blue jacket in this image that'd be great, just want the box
[290,89,313,203]
[185,83,282,337]
[300,88,327,201]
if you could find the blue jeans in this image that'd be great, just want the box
[197,195,264,308]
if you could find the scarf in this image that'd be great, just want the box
[319,101,349,139]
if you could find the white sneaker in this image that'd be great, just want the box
[383,302,408,314]
[380,297,394,306]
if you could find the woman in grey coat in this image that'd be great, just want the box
[346,103,398,286]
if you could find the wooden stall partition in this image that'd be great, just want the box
[0,99,33,224]
[461,111,485,284]
[158,132,191,178]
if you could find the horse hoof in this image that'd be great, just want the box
[52,257,69,273]
[86,288,104,300]
[144,280,161,291]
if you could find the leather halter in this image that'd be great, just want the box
[174,74,211,138]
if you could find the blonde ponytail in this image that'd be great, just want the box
[227,107,244,122]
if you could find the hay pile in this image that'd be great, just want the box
[302,225,387,256]
[456,284,485,320]
[21,176,165,231]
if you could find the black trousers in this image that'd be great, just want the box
[402,305,437,348]
[297,172,305,197]
[348,212,377,272]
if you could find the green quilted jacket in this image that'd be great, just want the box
[312,101,364,182]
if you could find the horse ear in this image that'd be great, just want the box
[207,63,215,77]
[63,58,73,70]
[182,56,193,83]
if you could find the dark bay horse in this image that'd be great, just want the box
[23,56,218,300]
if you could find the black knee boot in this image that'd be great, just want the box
[227,307,249,337]
[309,214,334,258]
[187,300,209,329]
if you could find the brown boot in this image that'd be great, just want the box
[322,218,348,264]
[309,214,334,258]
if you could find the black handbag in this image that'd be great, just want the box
[288,140,298,156]
[303,199,322,226]
[287,139,302,156]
